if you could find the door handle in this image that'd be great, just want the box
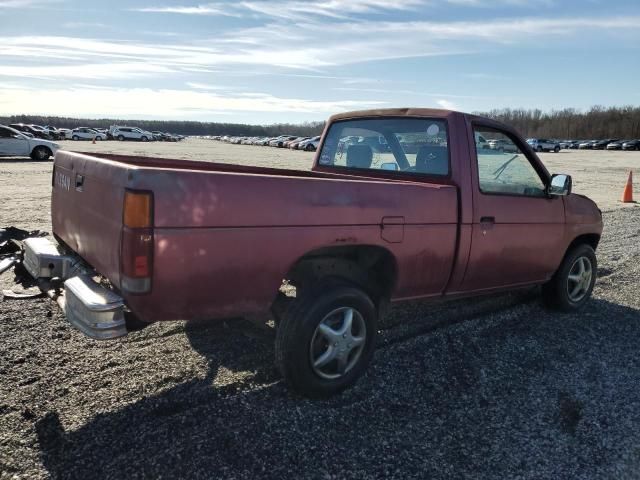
[480,216,495,235]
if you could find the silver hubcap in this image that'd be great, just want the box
[567,256,593,303]
[309,307,366,380]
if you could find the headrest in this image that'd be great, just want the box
[415,145,448,175]
[346,144,373,169]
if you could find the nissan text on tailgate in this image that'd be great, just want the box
[26,108,602,398]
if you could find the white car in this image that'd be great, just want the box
[68,127,107,141]
[298,136,321,151]
[0,124,60,160]
[112,126,155,142]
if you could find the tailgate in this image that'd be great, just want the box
[51,151,130,288]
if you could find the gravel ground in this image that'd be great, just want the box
[1,141,639,479]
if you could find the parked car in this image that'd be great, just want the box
[622,139,640,151]
[578,140,597,149]
[568,140,582,149]
[592,139,619,150]
[526,138,561,152]
[0,124,59,160]
[27,108,602,398]
[559,140,576,149]
[9,123,50,139]
[298,136,321,151]
[42,125,64,140]
[69,127,107,141]
[605,140,628,150]
[111,127,155,142]
[488,138,518,153]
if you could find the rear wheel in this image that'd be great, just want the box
[542,244,597,311]
[141,136,148,142]
[117,135,125,141]
[536,146,543,152]
[554,146,560,153]
[275,279,377,398]
[72,135,79,141]
[30,146,51,161]
[305,144,315,152]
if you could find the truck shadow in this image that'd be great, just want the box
[35,297,640,479]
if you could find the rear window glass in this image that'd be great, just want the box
[318,117,449,176]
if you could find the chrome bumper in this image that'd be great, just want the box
[22,237,127,340]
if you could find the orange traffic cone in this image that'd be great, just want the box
[622,171,634,203]
[92,136,96,144]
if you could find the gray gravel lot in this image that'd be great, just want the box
[1,142,640,479]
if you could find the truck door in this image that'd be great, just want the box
[0,126,30,156]
[459,124,565,292]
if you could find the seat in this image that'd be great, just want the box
[415,145,449,175]
[346,144,373,169]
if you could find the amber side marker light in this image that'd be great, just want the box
[124,191,152,228]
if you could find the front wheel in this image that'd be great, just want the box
[72,135,79,141]
[305,144,315,152]
[536,146,543,152]
[542,244,597,311]
[141,136,148,142]
[30,146,51,161]
[554,146,560,153]
[117,135,125,141]
[275,280,377,398]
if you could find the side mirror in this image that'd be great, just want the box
[380,162,399,171]
[549,174,572,196]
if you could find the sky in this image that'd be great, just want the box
[0,0,639,124]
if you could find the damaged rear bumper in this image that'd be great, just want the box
[22,237,127,340]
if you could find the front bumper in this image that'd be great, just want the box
[22,237,127,339]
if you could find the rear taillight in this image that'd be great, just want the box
[121,190,153,294]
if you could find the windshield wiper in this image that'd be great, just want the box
[493,154,519,180]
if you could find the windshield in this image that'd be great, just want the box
[318,117,449,176]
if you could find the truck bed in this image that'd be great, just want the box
[52,151,459,322]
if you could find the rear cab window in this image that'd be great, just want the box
[318,117,450,177]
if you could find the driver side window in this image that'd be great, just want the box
[474,127,546,198]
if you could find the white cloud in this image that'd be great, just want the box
[133,0,426,20]
[0,85,387,118]
[0,62,174,80]
[133,3,239,16]
[436,99,458,110]
[1,15,638,75]
[0,0,54,7]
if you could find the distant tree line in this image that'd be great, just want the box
[477,106,640,140]
[0,115,326,137]
[3,105,640,139]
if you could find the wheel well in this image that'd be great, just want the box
[567,234,600,254]
[284,245,398,301]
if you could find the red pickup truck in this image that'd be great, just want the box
[27,108,602,398]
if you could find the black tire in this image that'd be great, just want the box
[72,135,79,141]
[275,279,377,398]
[95,136,102,141]
[305,144,315,152]
[554,146,560,153]
[536,146,543,152]
[117,135,125,141]
[542,244,597,312]
[30,146,51,161]
[141,136,148,142]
